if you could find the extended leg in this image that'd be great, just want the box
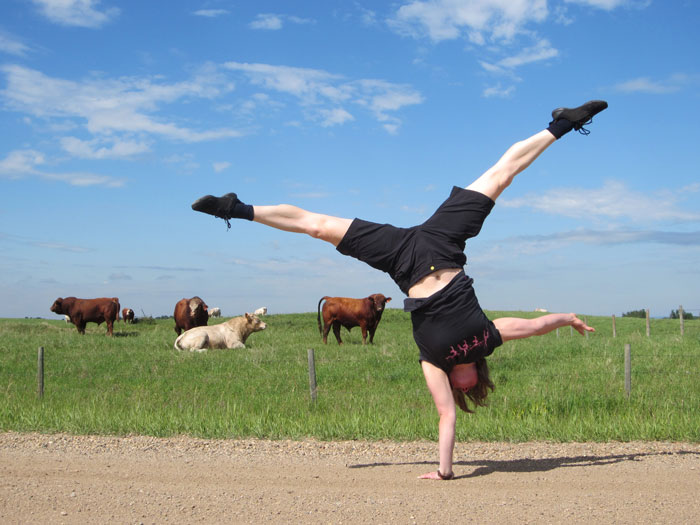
[467,99,607,202]
[192,193,352,246]
[466,129,555,201]
[253,204,352,246]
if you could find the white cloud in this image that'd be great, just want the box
[504,229,700,257]
[60,137,150,159]
[501,180,700,223]
[0,149,45,176]
[0,231,90,253]
[389,0,548,43]
[613,74,698,94]
[0,31,30,57]
[250,13,313,30]
[319,108,354,127]
[251,13,283,30]
[1,64,241,143]
[564,0,649,10]
[193,9,229,18]
[355,3,378,26]
[0,149,123,187]
[496,38,558,68]
[223,62,423,132]
[31,0,120,28]
[483,83,515,98]
[41,171,125,187]
[213,161,231,173]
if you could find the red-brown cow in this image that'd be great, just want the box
[173,296,209,335]
[317,294,392,345]
[122,308,135,323]
[50,297,120,336]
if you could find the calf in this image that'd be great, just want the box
[173,296,209,335]
[50,297,120,336]
[317,294,391,345]
[174,313,267,352]
[122,308,135,323]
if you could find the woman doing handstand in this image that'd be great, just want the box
[191,100,608,480]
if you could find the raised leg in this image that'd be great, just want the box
[466,129,556,201]
[466,100,607,202]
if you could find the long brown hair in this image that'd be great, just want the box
[452,357,495,413]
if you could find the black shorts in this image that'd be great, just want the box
[336,187,495,294]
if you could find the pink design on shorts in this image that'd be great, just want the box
[445,329,490,362]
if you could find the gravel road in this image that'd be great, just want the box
[2,432,699,524]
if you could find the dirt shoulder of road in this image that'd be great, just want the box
[2,432,699,524]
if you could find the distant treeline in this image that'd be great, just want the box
[622,309,695,320]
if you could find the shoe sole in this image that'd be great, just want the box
[551,100,608,125]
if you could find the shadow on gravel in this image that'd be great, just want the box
[348,450,700,480]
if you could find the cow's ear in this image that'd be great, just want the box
[387,297,392,302]
[245,312,252,320]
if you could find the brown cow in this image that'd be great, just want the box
[50,297,120,336]
[122,308,135,323]
[317,294,392,345]
[173,296,209,335]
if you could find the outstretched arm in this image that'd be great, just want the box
[493,313,594,343]
[419,360,456,480]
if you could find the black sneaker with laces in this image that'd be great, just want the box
[192,193,244,228]
[551,100,608,134]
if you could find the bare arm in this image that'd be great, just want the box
[419,360,456,480]
[493,313,594,343]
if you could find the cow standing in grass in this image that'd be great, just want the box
[173,296,209,335]
[317,294,391,345]
[122,308,135,323]
[51,297,120,336]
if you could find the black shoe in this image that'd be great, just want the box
[192,193,239,228]
[551,100,608,134]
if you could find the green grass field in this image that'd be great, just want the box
[1,310,698,442]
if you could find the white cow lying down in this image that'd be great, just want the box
[174,313,267,352]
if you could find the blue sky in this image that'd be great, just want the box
[1,0,699,319]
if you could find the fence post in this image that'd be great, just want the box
[307,348,317,402]
[37,346,44,399]
[624,343,631,399]
[680,305,684,337]
[612,314,616,338]
[645,309,650,337]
